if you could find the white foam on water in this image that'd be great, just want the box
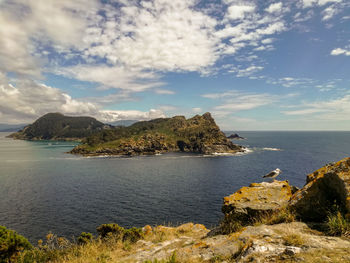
[262,147,282,151]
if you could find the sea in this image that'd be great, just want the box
[1,131,350,243]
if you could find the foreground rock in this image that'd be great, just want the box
[71,112,243,156]
[97,222,350,263]
[8,113,109,141]
[221,181,293,232]
[290,157,350,221]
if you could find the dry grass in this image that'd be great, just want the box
[281,233,305,247]
[16,223,208,263]
[220,208,296,235]
[326,211,350,237]
[253,208,296,226]
[293,248,350,263]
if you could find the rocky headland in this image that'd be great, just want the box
[71,112,243,156]
[4,158,350,263]
[8,113,109,141]
[227,133,245,140]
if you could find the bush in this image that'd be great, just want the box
[0,225,32,263]
[97,224,144,244]
[326,211,350,236]
[97,224,125,239]
[77,232,93,245]
[122,227,144,243]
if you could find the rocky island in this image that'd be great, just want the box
[8,113,109,141]
[71,112,243,156]
[227,133,245,140]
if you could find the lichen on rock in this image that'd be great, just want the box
[289,157,350,222]
[221,180,293,233]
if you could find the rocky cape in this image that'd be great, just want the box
[70,112,243,156]
[227,133,245,140]
[8,113,109,141]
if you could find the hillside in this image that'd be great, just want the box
[71,112,243,156]
[8,113,108,141]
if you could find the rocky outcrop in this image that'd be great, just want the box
[221,181,293,232]
[120,222,350,263]
[71,112,243,156]
[289,157,350,221]
[8,113,108,141]
[227,133,245,139]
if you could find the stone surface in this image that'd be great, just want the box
[117,222,350,263]
[222,181,293,228]
[289,157,350,221]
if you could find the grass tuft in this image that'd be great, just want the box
[326,211,350,237]
[254,208,296,226]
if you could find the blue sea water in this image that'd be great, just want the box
[1,131,350,243]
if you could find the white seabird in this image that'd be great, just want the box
[263,168,281,179]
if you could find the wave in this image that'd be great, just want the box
[262,147,282,151]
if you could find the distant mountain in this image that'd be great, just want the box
[71,112,243,156]
[8,113,110,141]
[0,124,27,132]
[108,120,139,127]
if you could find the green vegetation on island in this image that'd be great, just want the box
[71,112,243,156]
[8,113,109,141]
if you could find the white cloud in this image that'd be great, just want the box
[214,94,274,111]
[154,89,175,95]
[301,0,342,8]
[229,65,264,77]
[192,107,202,114]
[99,109,165,123]
[282,108,328,115]
[331,47,350,56]
[322,4,341,20]
[226,4,256,20]
[0,74,165,124]
[282,95,350,121]
[202,90,276,113]
[85,0,218,73]
[261,38,274,44]
[267,77,315,88]
[57,65,164,92]
[0,0,99,77]
[216,3,287,56]
[266,3,283,14]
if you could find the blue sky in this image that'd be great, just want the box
[0,0,350,130]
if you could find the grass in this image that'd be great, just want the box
[326,211,350,237]
[253,208,296,226]
[291,248,350,263]
[143,252,177,263]
[282,233,305,247]
[220,207,296,235]
[15,223,208,263]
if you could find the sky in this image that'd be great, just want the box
[0,0,350,130]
